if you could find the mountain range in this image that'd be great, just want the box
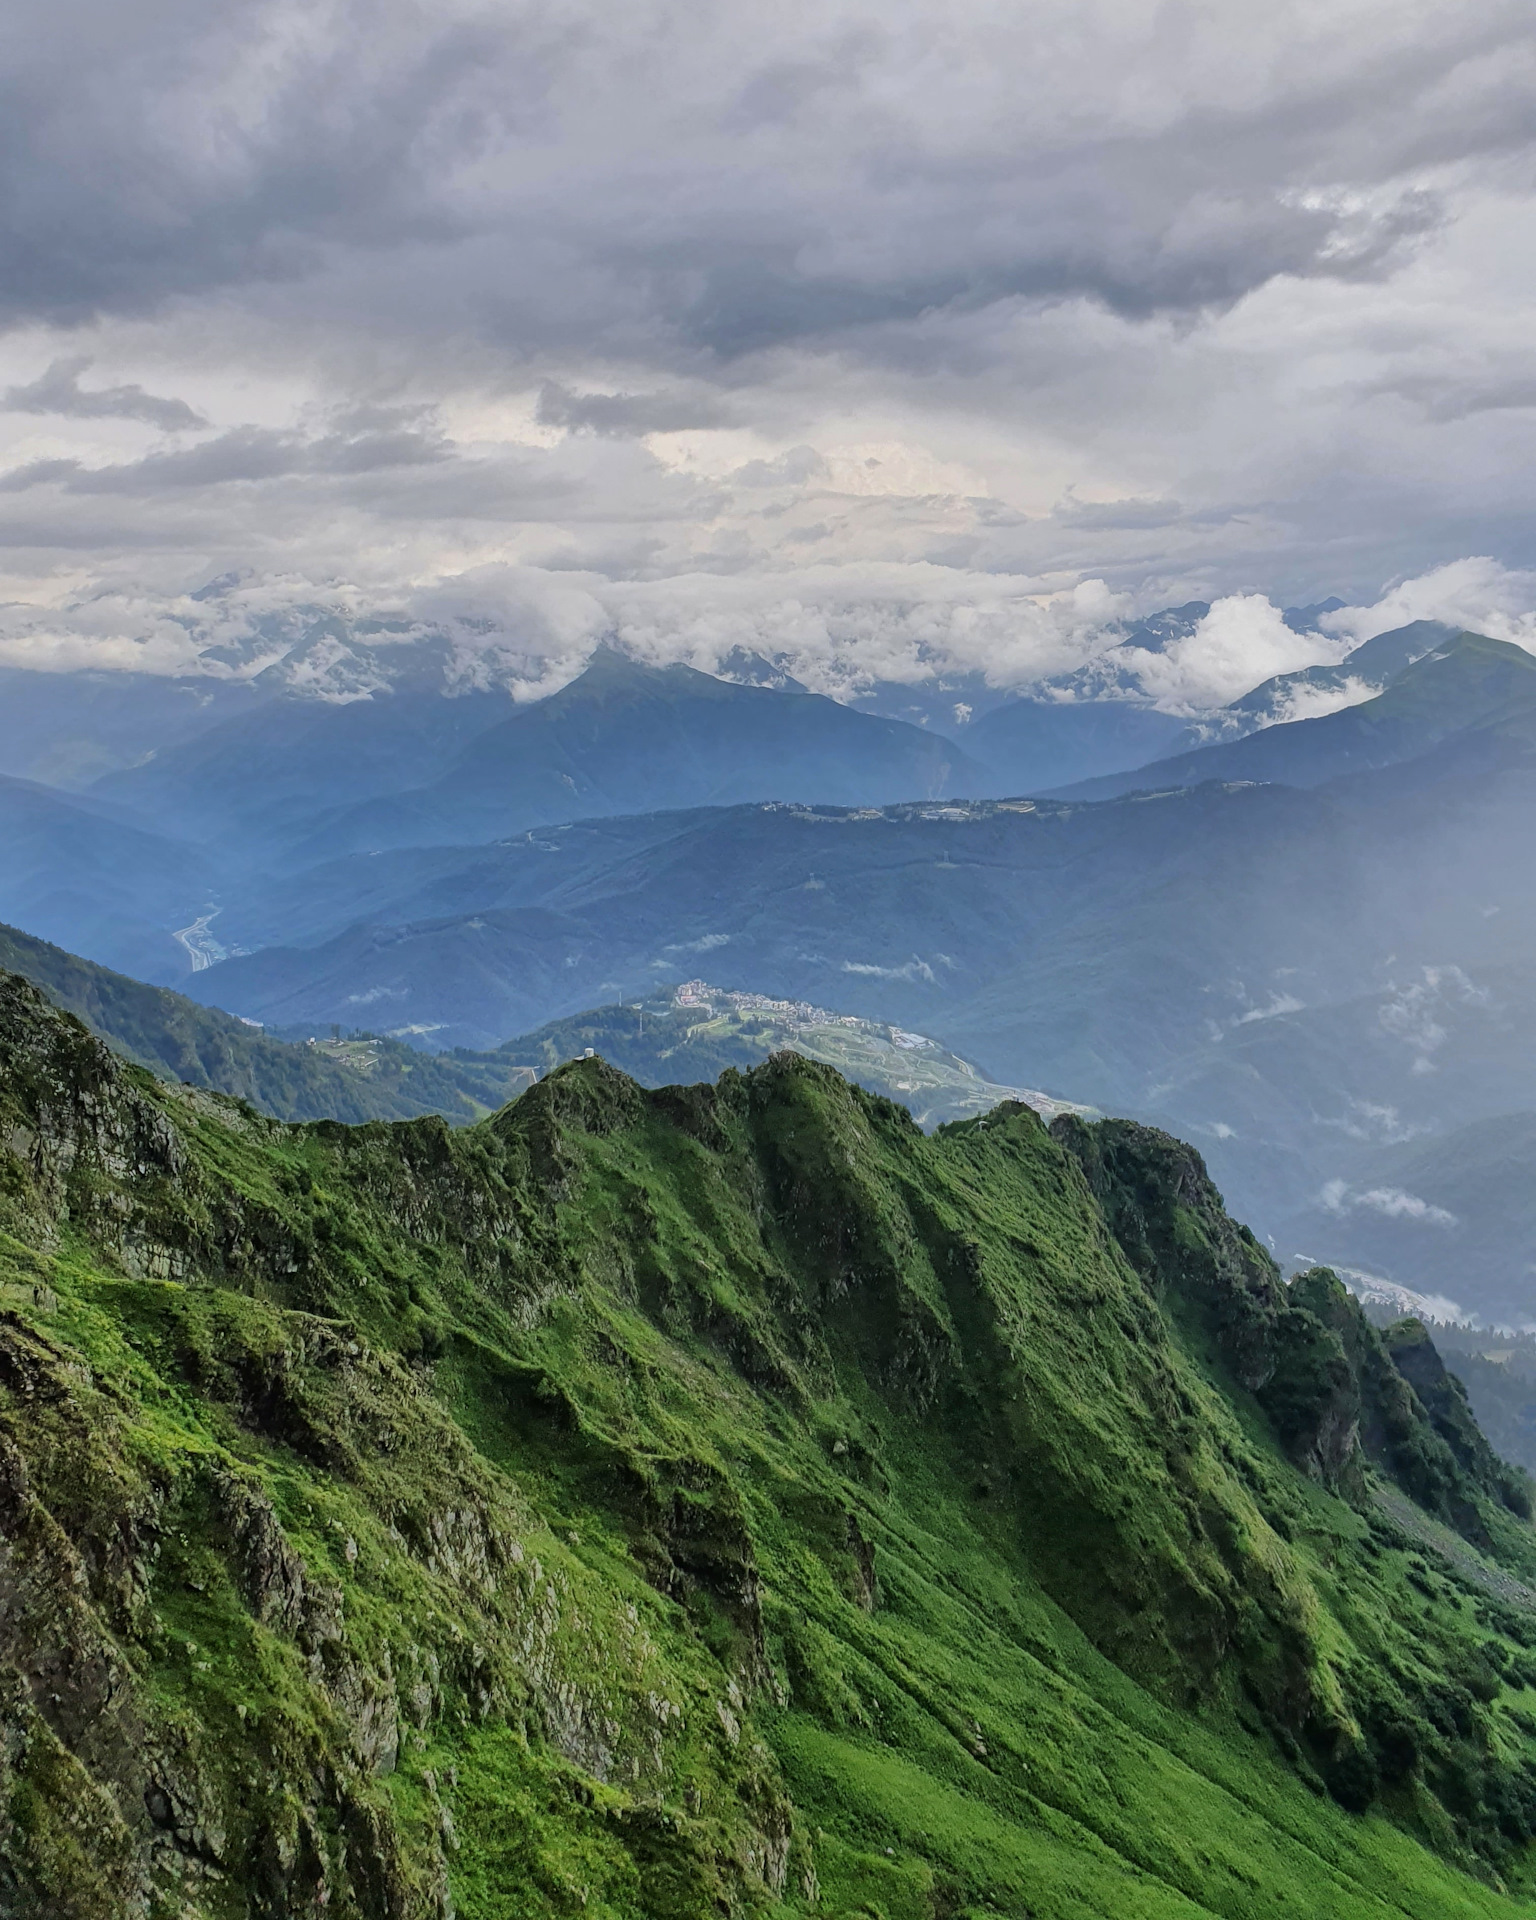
[135,630,1532,1316]
[1058,628,1534,799]
[93,644,994,861]
[7,611,1536,1324]
[0,916,1066,1135]
[7,963,1536,1915]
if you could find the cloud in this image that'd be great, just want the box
[536,383,733,438]
[1234,991,1305,1025]
[0,6,1534,683]
[1319,1099,1427,1145]
[0,417,453,495]
[0,355,204,429]
[0,551,1530,713]
[1121,595,1349,710]
[1331,1267,1467,1323]
[0,0,1492,347]
[1377,965,1488,1063]
[1263,674,1380,726]
[1324,557,1536,651]
[1319,1180,1458,1227]
[841,956,938,982]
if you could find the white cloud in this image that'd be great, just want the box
[1319,1179,1458,1227]
[1319,1099,1427,1145]
[1234,991,1306,1026]
[1264,674,1381,726]
[841,956,939,982]
[1378,964,1488,1060]
[1123,596,1349,712]
[0,3,1534,694]
[1331,1267,1467,1323]
[1325,557,1536,651]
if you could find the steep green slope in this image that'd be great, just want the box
[0,920,530,1125]
[3,971,1536,1916]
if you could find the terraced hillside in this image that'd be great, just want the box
[2,969,1536,1916]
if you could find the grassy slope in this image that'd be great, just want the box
[0,919,532,1124]
[2,974,1536,1916]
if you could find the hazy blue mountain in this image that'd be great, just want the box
[1058,630,1536,798]
[0,772,216,981]
[964,697,1186,792]
[0,918,531,1122]
[219,809,711,952]
[94,684,519,850]
[0,666,268,788]
[711,645,809,691]
[183,777,1392,1094]
[279,644,994,858]
[1278,1110,1536,1328]
[64,602,1355,862]
[1167,619,1459,752]
[1281,595,1347,632]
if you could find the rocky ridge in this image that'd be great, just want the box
[0,974,1533,1916]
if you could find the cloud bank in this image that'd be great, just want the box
[2,559,1532,721]
[1,0,1536,698]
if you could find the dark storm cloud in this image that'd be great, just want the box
[1,356,205,429]
[0,421,451,493]
[3,0,1536,688]
[0,0,1531,361]
[535,382,733,436]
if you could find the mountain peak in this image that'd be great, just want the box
[1371,626,1536,721]
[568,639,660,685]
[713,645,809,693]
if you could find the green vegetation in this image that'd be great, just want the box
[1397,1326,1536,1481]
[0,919,534,1124]
[0,922,1072,1139]
[3,971,1536,1915]
[490,982,1091,1128]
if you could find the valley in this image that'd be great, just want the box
[6,604,1536,1914]
[8,622,1536,1323]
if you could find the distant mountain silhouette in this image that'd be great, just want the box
[93,684,519,852]
[1055,630,1536,798]
[278,644,995,857]
[0,772,215,981]
[965,698,1185,792]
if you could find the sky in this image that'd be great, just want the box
[4,0,1536,703]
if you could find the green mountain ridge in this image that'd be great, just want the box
[0,920,536,1126]
[5,969,1536,1914]
[0,922,1089,1139]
